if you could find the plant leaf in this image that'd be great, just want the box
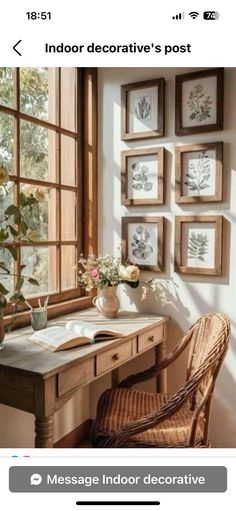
[0,282,9,295]
[0,262,9,273]
[14,211,22,225]
[9,225,18,237]
[6,246,17,260]
[4,204,18,216]
[28,277,39,286]
[0,295,7,308]
[15,277,24,291]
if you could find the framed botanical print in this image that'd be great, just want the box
[175,68,224,135]
[122,216,164,272]
[175,142,223,203]
[175,215,223,275]
[121,78,165,140]
[121,147,164,206]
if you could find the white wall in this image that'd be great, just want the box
[97,67,236,447]
[1,67,236,448]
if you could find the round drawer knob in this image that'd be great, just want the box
[112,353,120,361]
[148,335,155,343]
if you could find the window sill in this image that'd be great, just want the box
[4,295,95,330]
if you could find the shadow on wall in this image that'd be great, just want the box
[122,278,191,391]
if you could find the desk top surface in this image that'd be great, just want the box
[0,307,167,378]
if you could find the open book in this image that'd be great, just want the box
[29,319,125,352]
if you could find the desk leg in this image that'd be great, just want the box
[111,368,119,388]
[155,343,167,394]
[35,415,54,448]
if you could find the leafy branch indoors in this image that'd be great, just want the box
[0,167,42,310]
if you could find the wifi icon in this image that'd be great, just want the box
[189,11,199,19]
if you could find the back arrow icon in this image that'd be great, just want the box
[13,40,22,56]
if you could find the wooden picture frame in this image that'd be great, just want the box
[122,216,164,272]
[175,142,223,203]
[121,147,164,206]
[175,215,223,275]
[121,78,165,140]
[175,68,224,135]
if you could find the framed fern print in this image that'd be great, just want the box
[175,216,223,275]
[175,142,223,203]
[122,216,164,272]
[175,68,224,135]
[121,147,164,206]
[121,78,165,140]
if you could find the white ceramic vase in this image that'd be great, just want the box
[93,286,120,319]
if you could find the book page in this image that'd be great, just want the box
[65,320,123,340]
[30,326,80,348]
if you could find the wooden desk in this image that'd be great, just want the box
[0,308,168,448]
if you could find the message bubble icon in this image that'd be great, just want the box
[30,473,42,486]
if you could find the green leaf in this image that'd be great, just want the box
[14,211,22,225]
[15,277,24,291]
[9,292,25,303]
[4,204,18,216]
[28,277,39,286]
[0,282,9,295]
[0,229,9,242]
[0,262,9,273]
[19,192,27,207]
[0,295,7,308]
[20,221,28,235]
[6,246,17,260]
[9,225,18,237]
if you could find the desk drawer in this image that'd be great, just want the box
[96,340,133,376]
[58,359,93,397]
[138,324,164,353]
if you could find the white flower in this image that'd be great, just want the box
[119,264,140,282]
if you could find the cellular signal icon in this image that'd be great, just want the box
[172,12,184,20]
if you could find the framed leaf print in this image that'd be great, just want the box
[175,68,224,135]
[121,147,164,206]
[121,78,165,140]
[122,216,164,272]
[175,215,223,275]
[175,142,223,203]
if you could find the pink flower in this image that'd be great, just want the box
[91,269,99,278]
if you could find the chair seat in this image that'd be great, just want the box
[91,387,204,447]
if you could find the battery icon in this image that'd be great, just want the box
[203,11,219,20]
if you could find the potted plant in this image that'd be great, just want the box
[0,166,42,349]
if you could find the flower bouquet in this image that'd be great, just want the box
[78,255,140,318]
[78,254,140,290]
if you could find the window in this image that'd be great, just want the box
[0,67,97,313]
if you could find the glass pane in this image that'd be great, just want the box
[61,68,77,131]
[0,113,14,174]
[0,247,14,297]
[61,190,77,241]
[61,245,77,290]
[21,246,57,296]
[20,184,57,241]
[0,68,14,108]
[61,135,76,186]
[20,68,58,123]
[20,120,56,182]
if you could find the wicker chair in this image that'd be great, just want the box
[91,313,230,448]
